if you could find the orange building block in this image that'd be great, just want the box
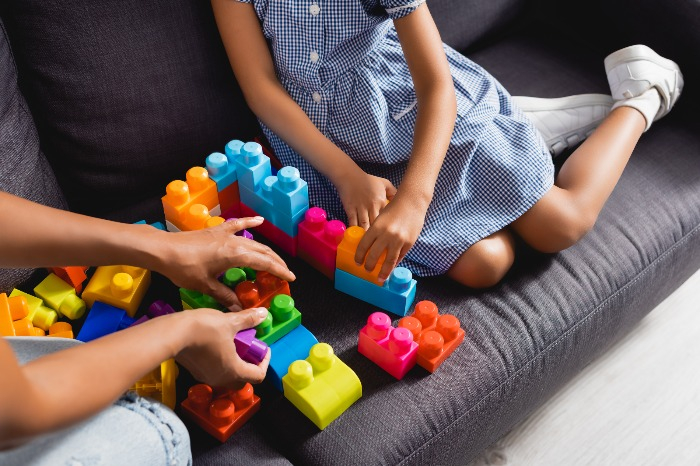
[234,271,291,309]
[398,301,465,373]
[12,318,34,336]
[30,327,46,337]
[162,167,219,231]
[180,383,261,442]
[49,267,88,294]
[0,294,29,337]
[336,226,386,286]
[48,321,74,339]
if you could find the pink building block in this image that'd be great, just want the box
[240,203,297,256]
[298,208,346,280]
[358,312,418,380]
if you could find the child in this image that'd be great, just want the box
[0,192,295,463]
[211,0,683,288]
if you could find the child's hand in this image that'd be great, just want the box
[175,307,271,390]
[153,218,295,311]
[354,198,426,281]
[336,170,397,229]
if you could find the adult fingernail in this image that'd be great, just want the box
[253,216,264,221]
[255,308,268,318]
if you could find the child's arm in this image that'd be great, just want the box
[0,191,295,310]
[355,4,457,279]
[0,306,270,448]
[211,0,397,228]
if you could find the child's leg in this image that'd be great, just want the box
[447,229,516,288]
[510,106,645,253]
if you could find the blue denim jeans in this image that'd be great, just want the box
[0,337,192,466]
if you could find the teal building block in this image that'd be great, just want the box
[234,141,271,193]
[334,267,417,316]
[271,167,309,219]
[206,152,238,191]
[267,324,319,391]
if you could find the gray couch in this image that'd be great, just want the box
[1,0,698,464]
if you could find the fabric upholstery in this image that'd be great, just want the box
[0,18,67,293]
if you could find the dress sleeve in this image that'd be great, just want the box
[380,0,427,20]
[233,0,252,3]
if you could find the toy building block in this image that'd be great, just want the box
[298,207,346,279]
[358,312,418,379]
[335,267,417,316]
[234,328,269,365]
[206,151,240,215]
[162,167,220,231]
[147,300,176,318]
[234,141,271,193]
[165,220,181,233]
[398,301,465,373]
[282,343,362,430]
[30,327,46,337]
[48,321,74,339]
[268,324,318,391]
[34,273,86,320]
[77,301,136,342]
[239,203,297,256]
[206,216,226,228]
[234,271,291,310]
[254,295,301,345]
[0,293,26,336]
[131,359,179,410]
[82,265,151,317]
[9,289,58,331]
[179,288,223,311]
[181,382,261,442]
[49,266,88,294]
[336,226,386,286]
[12,318,34,336]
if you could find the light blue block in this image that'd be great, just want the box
[239,178,278,226]
[271,166,309,218]
[225,139,245,160]
[206,152,237,191]
[234,141,271,192]
[269,207,307,237]
[267,324,319,392]
[334,267,417,316]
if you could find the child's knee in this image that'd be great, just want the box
[448,233,515,288]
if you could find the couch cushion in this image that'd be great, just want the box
[0,0,260,221]
[193,30,700,465]
[0,18,67,293]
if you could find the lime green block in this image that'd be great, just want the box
[255,294,301,345]
[222,268,247,288]
[179,288,223,311]
[241,267,256,281]
[10,289,58,331]
[282,343,362,430]
[33,274,86,320]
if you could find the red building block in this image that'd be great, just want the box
[234,271,291,309]
[218,181,241,217]
[358,312,418,379]
[398,301,465,373]
[180,383,261,442]
[297,207,346,280]
[49,267,88,294]
[240,203,297,256]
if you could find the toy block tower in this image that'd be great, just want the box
[180,383,261,442]
[297,207,346,279]
[162,166,220,232]
[34,273,86,320]
[398,301,465,372]
[282,343,362,430]
[82,265,151,317]
[358,312,418,379]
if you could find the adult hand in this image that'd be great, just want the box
[175,307,271,390]
[354,198,426,281]
[335,170,397,230]
[154,217,295,311]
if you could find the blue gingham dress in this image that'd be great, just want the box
[237,0,555,276]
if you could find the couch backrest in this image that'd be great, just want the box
[0,18,67,293]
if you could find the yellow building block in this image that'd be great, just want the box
[181,301,194,310]
[10,289,58,331]
[82,265,151,317]
[34,273,86,320]
[282,343,362,430]
[0,293,18,336]
[131,359,179,410]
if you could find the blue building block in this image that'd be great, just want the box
[134,220,167,231]
[234,141,271,193]
[270,208,306,237]
[334,267,417,316]
[268,324,319,391]
[206,152,237,191]
[271,167,309,219]
[240,173,307,237]
[77,301,136,342]
[225,139,245,160]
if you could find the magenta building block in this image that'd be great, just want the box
[235,328,269,365]
[298,207,345,279]
[358,312,418,380]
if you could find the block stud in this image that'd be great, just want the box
[367,312,391,340]
[287,360,314,389]
[111,273,134,298]
[225,140,245,159]
[388,327,414,356]
[413,301,438,329]
[309,343,335,372]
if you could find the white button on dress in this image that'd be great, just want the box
[309,4,320,15]
[312,92,322,103]
[310,51,319,63]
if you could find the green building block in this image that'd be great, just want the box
[179,288,223,311]
[33,273,86,320]
[222,268,247,288]
[255,294,301,345]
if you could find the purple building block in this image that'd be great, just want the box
[147,300,176,318]
[235,328,269,365]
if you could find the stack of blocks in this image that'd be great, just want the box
[161,166,221,232]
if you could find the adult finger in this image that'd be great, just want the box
[229,307,269,332]
[378,241,401,281]
[221,216,264,234]
[234,248,296,282]
[207,279,243,311]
